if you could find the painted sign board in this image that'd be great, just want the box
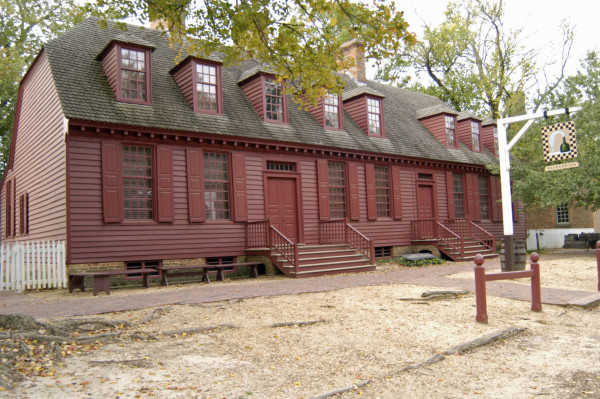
[541,121,578,163]
[544,161,580,172]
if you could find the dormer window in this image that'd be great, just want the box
[195,62,220,113]
[265,79,284,121]
[170,57,223,115]
[471,121,481,151]
[99,40,154,105]
[367,97,382,136]
[325,94,342,129]
[445,115,456,147]
[494,126,499,152]
[120,48,148,101]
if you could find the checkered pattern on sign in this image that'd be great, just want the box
[541,121,578,163]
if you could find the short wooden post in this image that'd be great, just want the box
[369,240,375,265]
[474,254,488,323]
[596,241,600,291]
[530,252,542,312]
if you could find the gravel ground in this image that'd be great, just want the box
[7,249,600,399]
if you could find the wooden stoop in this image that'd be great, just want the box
[270,244,376,278]
[436,238,498,262]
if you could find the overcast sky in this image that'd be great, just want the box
[384,0,598,80]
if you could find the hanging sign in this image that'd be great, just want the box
[541,121,578,163]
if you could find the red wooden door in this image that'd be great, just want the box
[417,184,435,219]
[267,177,298,242]
[417,184,436,238]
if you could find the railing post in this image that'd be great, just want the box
[530,252,542,312]
[369,240,375,265]
[460,237,465,258]
[267,221,272,247]
[597,241,600,291]
[294,243,299,274]
[345,218,349,244]
[474,254,488,323]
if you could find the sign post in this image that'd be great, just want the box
[497,106,581,271]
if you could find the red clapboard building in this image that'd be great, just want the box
[0,18,525,278]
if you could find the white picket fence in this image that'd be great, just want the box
[0,241,67,292]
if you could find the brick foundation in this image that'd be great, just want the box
[392,245,441,258]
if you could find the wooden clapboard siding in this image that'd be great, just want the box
[481,124,496,154]
[66,134,527,264]
[68,138,246,263]
[419,114,446,146]
[100,44,118,97]
[456,118,475,150]
[1,51,67,242]
[171,59,194,108]
[306,97,325,127]
[240,76,265,120]
[343,95,369,136]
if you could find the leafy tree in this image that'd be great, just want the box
[510,51,600,210]
[0,0,86,176]
[87,0,416,104]
[378,0,573,120]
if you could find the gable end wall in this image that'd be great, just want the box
[1,51,67,242]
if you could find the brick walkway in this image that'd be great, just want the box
[2,254,600,319]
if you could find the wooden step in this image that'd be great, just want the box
[280,258,372,272]
[287,264,377,278]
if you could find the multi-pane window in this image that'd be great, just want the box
[452,174,465,218]
[324,94,340,129]
[196,63,218,111]
[471,121,481,151]
[478,176,489,219]
[328,162,346,219]
[204,152,230,220]
[374,166,390,217]
[493,126,499,152]
[266,161,296,172]
[123,146,153,220]
[367,98,382,136]
[556,204,570,224]
[120,48,147,101]
[265,79,284,121]
[445,115,455,147]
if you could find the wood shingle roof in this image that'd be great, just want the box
[43,17,497,167]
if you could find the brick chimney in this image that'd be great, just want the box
[340,39,366,82]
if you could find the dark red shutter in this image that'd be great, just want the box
[348,163,360,221]
[101,141,123,223]
[490,176,501,222]
[465,173,477,220]
[156,145,174,222]
[317,159,330,221]
[186,148,205,223]
[445,171,455,220]
[471,174,481,221]
[5,179,13,236]
[391,166,402,220]
[232,152,248,222]
[365,163,377,221]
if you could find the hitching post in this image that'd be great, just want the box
[530,252,542,312]
[497,106,582,271]
[474,254,488,323]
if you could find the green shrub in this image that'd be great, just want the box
[392,257,445,267]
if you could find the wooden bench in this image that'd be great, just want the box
[158,262,262,287]
[68,269,158,296]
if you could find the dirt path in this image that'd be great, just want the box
[3,249,600,398]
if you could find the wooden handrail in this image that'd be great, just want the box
[437,222,464,258]
[318,220,375,264]
[270,226,298,273]
[469,221,496,251]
